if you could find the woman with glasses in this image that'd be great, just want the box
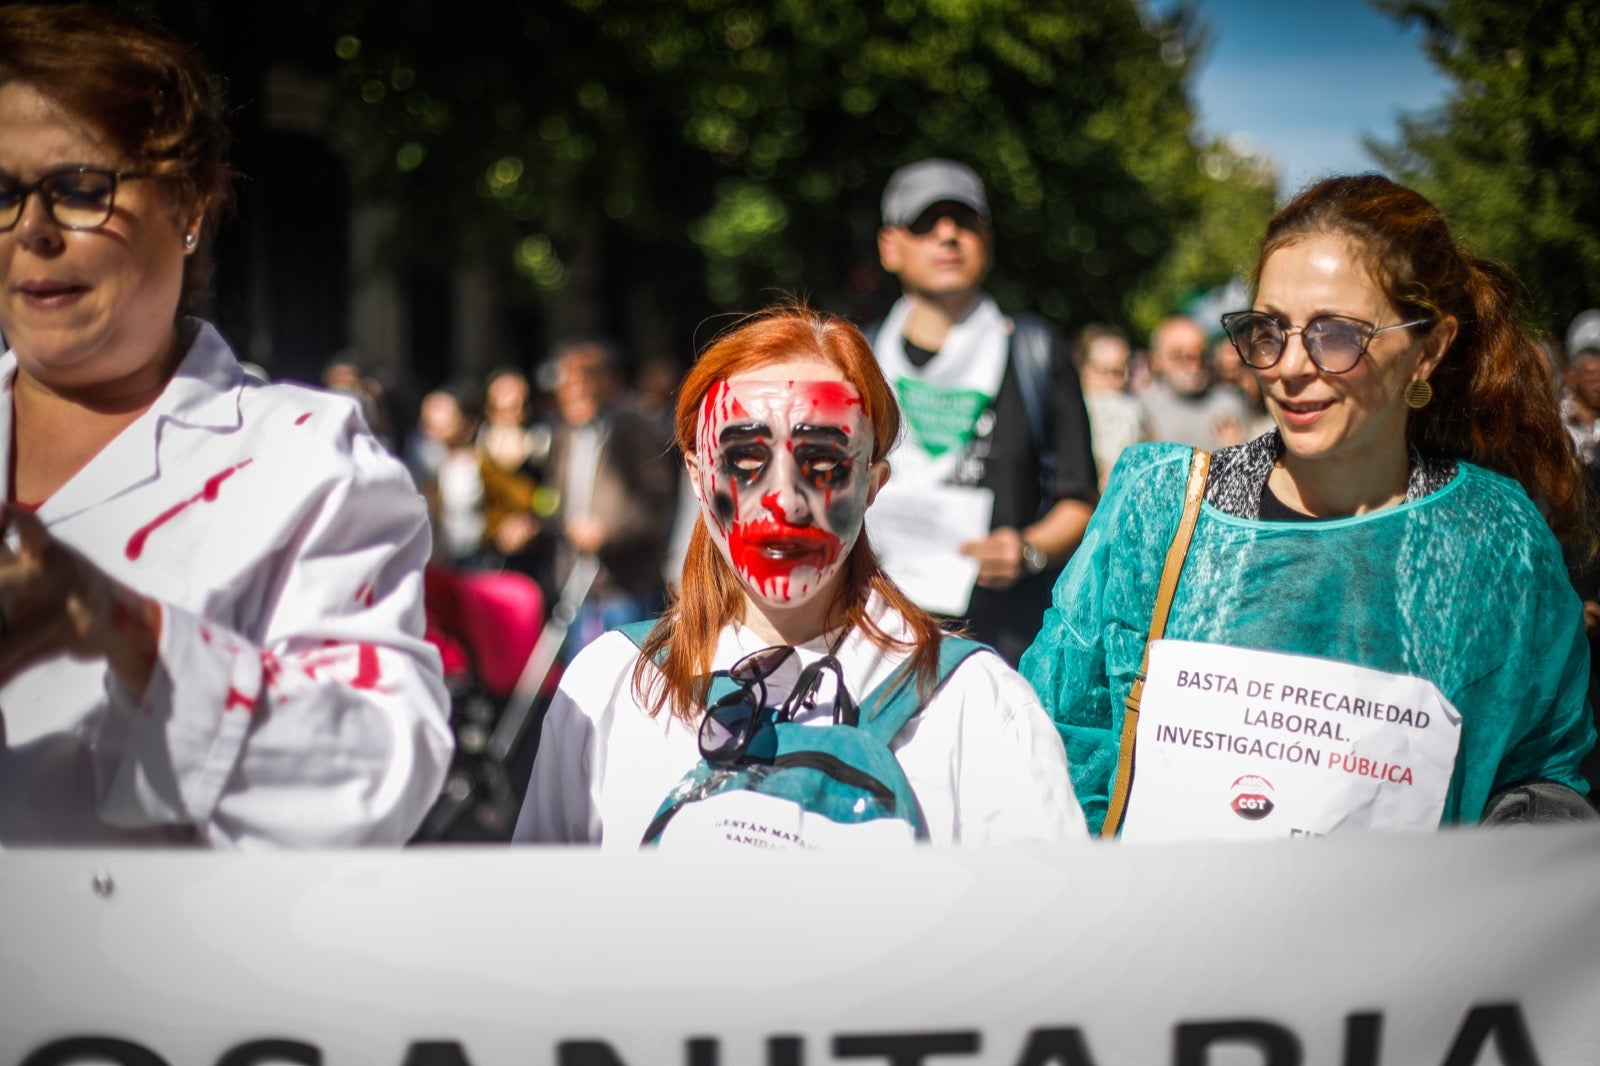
[1022,174,1594,840]
[514,304,1084,848]
[0,5,452,846]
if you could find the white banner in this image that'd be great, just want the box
[3,826,1598,1065]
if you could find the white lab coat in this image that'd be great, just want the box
[0,321,453,847]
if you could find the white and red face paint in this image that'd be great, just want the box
[694,376,873,608]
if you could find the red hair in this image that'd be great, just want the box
[1259,174,1588,548]
[633,303,947,723]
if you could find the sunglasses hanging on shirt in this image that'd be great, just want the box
[696,631,858,765]
[698,645,796,764]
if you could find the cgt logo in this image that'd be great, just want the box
[1229,774,1275,821]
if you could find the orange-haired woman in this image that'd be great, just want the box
[514,305,1084,848]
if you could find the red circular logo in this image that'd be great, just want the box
[1229,774,1276,821]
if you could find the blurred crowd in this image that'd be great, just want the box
[316,341,680,668]
[310,303,1600,685]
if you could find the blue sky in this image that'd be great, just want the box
[1170,0,1454,195]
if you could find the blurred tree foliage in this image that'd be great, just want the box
[1128,141,1276,332]
[145,0,1276,351]
[1370,0,1600,337]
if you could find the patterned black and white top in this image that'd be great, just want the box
[1202,429,1458,520]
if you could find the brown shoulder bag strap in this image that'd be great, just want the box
[1100,448,1211,838]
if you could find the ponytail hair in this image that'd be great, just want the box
[1259,174,1588,549]
[633,303,948,724]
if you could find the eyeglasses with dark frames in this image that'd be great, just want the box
[0,166,150,233]
[1220,310,1431,375]
[698,645,797,764]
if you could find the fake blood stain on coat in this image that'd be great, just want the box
[124,460,254,561]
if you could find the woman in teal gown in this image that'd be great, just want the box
[1023,175,1594,840]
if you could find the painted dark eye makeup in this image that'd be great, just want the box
[794,444,852,489]
[721,443,770,483]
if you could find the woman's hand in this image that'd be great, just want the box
[0,504,162,694]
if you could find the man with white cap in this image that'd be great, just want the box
[867,158,1098,666]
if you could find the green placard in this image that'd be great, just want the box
[894,377,991,458]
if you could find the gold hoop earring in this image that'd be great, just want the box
[1404,379,1433,410]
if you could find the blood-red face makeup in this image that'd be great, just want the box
[694,371,873,608]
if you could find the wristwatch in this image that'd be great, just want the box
[1020,539,1048,575]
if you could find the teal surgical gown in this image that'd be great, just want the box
[1020,442,1594,834]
